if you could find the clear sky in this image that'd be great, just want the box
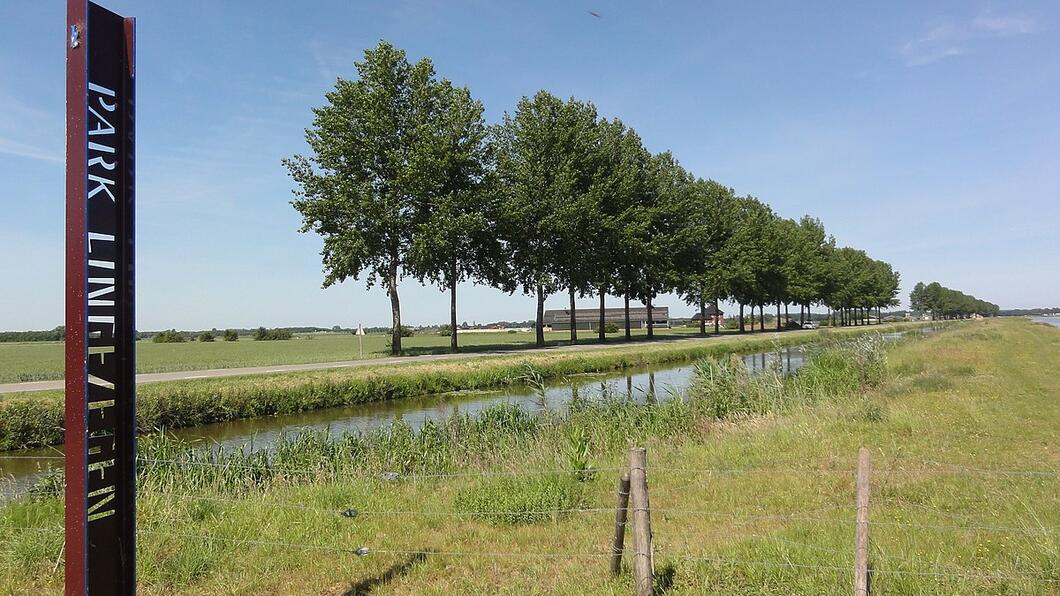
[1,1,1057,331]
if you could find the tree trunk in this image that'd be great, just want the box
[739,303,745,333]
[646,294,654,339]
[388,262,402,355]
[699,296,706,336]
[784,302,789,327]
[714,298,721,335]
[536,285,545,347]
[800,304,805,326]
[569,286,577,344]
[449,274,458,354]
[776,301,781,330]
[598,286,606,343]
[624,293,631,340]
[759,305,765,331]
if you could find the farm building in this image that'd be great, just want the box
[543,306,670,331]
[690,304,725,326]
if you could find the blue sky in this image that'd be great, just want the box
[1,1,1057,331]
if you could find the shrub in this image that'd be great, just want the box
[507,329,517,334]
[198,332,215,342]
[437,324,452,337]
[603,322,619,334]
[222,329,239,342]
[399,325,414,338]
[152,330,185,343]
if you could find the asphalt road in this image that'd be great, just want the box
[0,331,788,395]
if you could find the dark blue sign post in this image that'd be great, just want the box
[66,1,136,594]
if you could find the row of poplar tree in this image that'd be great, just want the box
[285,42,901,355]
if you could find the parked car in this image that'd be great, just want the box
[802,321,819,330]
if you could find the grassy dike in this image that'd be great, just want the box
[0,323,928,451]
[1,318,1056,594]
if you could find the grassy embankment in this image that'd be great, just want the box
[0,323,924,450]
[0,327,722,384]
[1,318,1056,594]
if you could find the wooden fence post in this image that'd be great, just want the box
[610,472,631,575]
[629,447,653,596]
[854,447,872,595]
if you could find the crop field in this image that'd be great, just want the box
[2,318,1055,594]
[0,327,725,384]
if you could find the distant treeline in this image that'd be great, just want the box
[998,308,1060,316]
[0,322,546,343]
[140,326,344,339]
[0,327,65,343]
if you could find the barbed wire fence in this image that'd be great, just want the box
[1,450,1058,592]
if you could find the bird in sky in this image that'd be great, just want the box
[589,10,602,18]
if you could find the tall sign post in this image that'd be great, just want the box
[66,1,136,594]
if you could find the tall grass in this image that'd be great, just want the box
[688,334,887,420]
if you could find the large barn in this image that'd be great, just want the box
[543,306,670,331]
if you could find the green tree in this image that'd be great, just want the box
[407,82,493,353]
[603,128,653,340]
[787,217,831,325]
[586,118,645,342]
[285,41,469,355]
[198,332,215,342]
[222,329,239,342]
[547,99,603,345]
[716,197,773,332]
[492,91,591,346]
[627,152,691,339]
[671,179,734,336]
[909,282,927,316]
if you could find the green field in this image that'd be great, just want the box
[0,327,726,384]
[1,318,1055,594]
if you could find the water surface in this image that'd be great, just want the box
[2,329,929,495]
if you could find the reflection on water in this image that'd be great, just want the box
[741,347,806,376]
[1031,316,1060,329]
[0,327,931,496]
